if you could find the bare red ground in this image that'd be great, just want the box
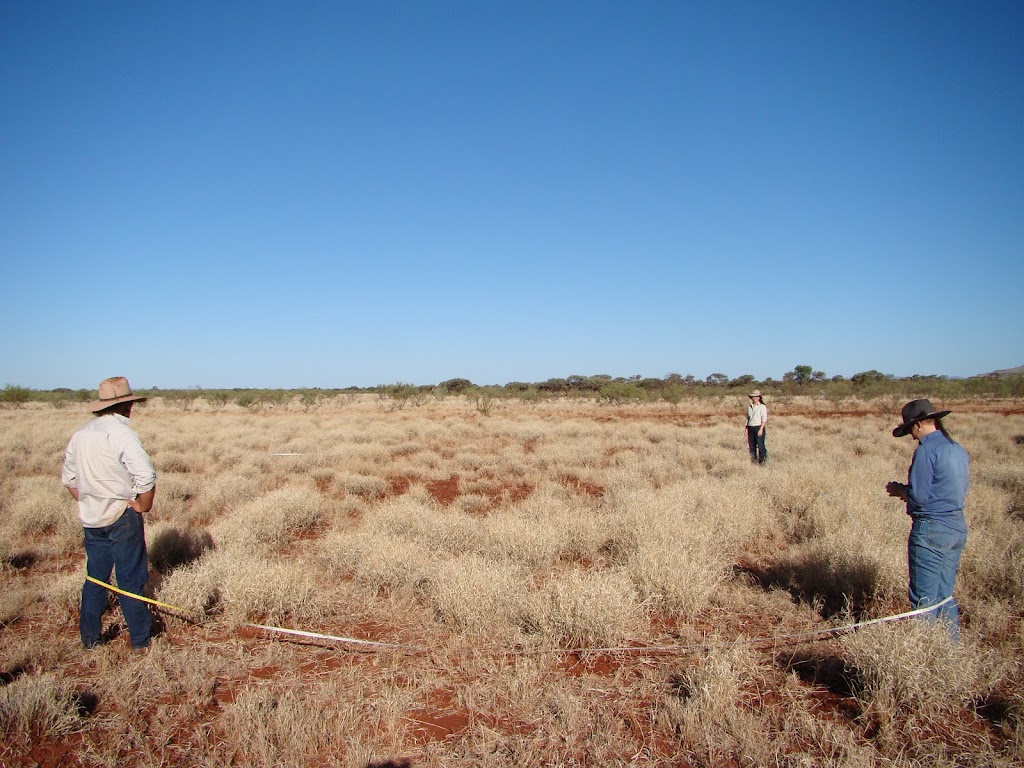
[405,687,471,744]
[18,733,86,768]
[560,475,605,498]
[418,474,535,511]
[425,476,460,506]
[387,475,414,497]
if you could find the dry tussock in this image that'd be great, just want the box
[221,681,370,768]
[842,620,1015,764]
[211,486,327,550]
[666,645,778,763]
[0,672,81,744]
[158,547,327,626]
[541,569,640,647]
[0,586,37,628]
[419,554,536,641]
[2,397,1023,767]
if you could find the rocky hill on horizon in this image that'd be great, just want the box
[979,364,1024,377]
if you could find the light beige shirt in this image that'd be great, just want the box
[61,413,157,528]
[747,402,768,427]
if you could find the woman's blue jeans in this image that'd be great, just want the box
[81,508,151,649]
[746,426,767,464]
[908,517,967,641]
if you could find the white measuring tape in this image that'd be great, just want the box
[243,623,419,651]
[85,575,952,656]
[524,596,955,656]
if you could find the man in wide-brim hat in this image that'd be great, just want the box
[885,399,969,640]
[61,377,157,652]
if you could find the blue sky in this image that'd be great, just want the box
[2,2,1022,389]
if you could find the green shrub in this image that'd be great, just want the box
[440,378,473,394]
[204,391,232,410]
[598,382,646,405]
[662,384,685,406]
[377,382,425,409]
[235,393,258,409]
[0,384,33,408]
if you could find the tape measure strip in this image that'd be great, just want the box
[84,575,415,650]
[521,596,956,656]
[243,623,418,650]
[85,575,953,656]
[85,575,189,613]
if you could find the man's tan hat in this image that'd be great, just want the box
[749,390,762,398]
[89,376,147,413]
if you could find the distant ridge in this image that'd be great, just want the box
[979,364,1024,377]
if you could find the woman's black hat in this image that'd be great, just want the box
[892,399,951,437]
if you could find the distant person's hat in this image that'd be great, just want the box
[749,390,763,398]
[892,398,950,437]
[89,376,147,413]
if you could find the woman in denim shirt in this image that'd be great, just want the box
[886,399,969,640]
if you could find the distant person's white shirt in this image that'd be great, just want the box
[747,402,768,427]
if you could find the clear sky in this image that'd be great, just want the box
[2,2,1022,390]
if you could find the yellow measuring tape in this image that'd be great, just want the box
[84,575,416,649]
[85,575,190,613]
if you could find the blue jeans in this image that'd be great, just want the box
[81,509,151,649]
[746,427,767,464]
[908,517,967,641]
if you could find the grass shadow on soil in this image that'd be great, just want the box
[736,550,880,620]
[75,690,99,717]
[5,550,38,569]
[776,651,864,724]
[974,690,1023,731]
[149,528,214,574]
[778,651,861,699]
[0,663,29,685]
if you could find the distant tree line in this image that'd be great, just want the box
[3,365,1023,410]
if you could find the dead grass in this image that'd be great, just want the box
[1,395,1023,767]
[0,671,82,746]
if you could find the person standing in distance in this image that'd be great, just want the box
[745,390,768,464]
[886,399,969,641]
[61,376,157,651]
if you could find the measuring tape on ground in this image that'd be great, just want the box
[84,576,953,656]
[85,575,417,650]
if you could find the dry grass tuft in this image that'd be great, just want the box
[0,672,82,744]
[211,486,326,550]
[0,585,38,627]
[842,621,1012,762]
[419,554,535,641]
[156,547,325,625]
[541,569,640,648]
[4,477,80,553]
